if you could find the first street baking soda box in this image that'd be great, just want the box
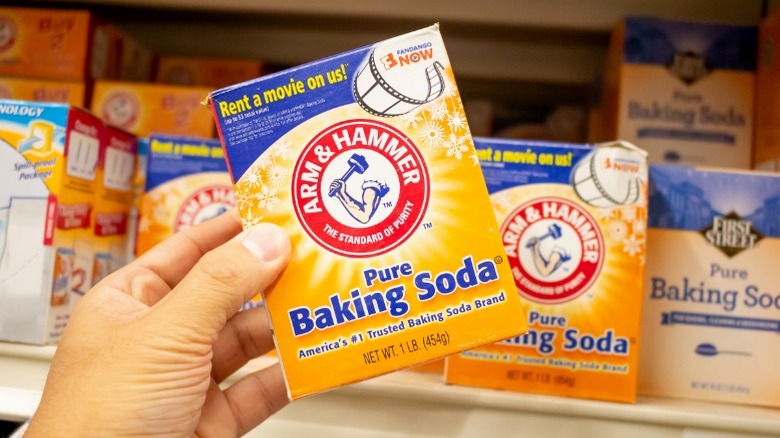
[640,165,780,408]
[0,99,102,344]
[591,17,756,168]
[135,134,234,256]
[446,138,648,403]
[209,24,527,399]
[91,81,214,138]
[91,126,136,285]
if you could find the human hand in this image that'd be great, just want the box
[26,210,292,437]
[329,179,346,197]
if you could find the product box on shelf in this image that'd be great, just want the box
[135,135,234,256]
[91,81,214,138]
[0,7,143,81]
[155,56,263,89]
[445,138,648,403]
[754,9,780,171]
[591,16,757,168]
[0,77,86,106]
[0,99,102,344]
[91,126,136,287]
[640,165,780,408]
[208,24,528,400]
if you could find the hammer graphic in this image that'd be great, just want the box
[526,223,564,248]
[328,153,369,197]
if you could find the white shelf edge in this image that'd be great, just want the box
[2,343,779,435]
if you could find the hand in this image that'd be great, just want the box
[26,210,292,437]
[329,179,346,197]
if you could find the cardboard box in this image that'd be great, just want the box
[209,24,528,400]
[754,10,780,171]
[91,81,214,138]
[155,56,262,89]
[135,135,234,256]
[640,165,780,408]
[445,138,648,403]
[92,125,136,286]
[591,17,756,168]
[126,137,148,262]
[0,99,102,344]
[0,6,140,81]
[0,77,85,106]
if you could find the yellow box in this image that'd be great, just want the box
[155,56,263,89]
[0,100,102,344]
[445,138,648,403]
[91,81,215,138]
[0,7,130,81]
[209,24,528,399]
[0,76,85,106]
[91,126,136,286]
[135,135,234,256]
[591,17,756,169]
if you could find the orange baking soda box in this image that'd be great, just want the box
[446,138,648,403]
[208,24,527,399]
[135,134,235,256]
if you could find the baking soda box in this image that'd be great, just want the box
[592,17,756,168]
[91,81,214,138]
[640,165,780,408]
[91,126,136,285]
[135,135,235,256]
[208,24,527,399]
[0,77,85,106]
[446,138,648,403]
[0,100,102,344]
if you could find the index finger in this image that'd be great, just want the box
[132,208,244,288]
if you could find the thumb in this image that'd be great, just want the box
[150,222,291,341]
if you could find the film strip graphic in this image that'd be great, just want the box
[353,50,445,118]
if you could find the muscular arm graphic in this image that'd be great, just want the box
[330,180,380,224]
[527,237,566,278]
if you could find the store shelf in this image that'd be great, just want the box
[2,342,778,437]
[20,0,765,99]
[43,0,763,32]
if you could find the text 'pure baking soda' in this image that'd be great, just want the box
[209,24,527,399]
[640,165,780,408]
[446,138,648,403]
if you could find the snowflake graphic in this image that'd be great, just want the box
[609,221,628,241]
[622,234,642,257]
[243,169,261,188]
[256,153,273,170]
[420,121,445,149]
[445,133,468,159]
[401,107,423,129]
[632,219,646,236]
[138,216,150,233]
[428,101,448,121]
[441,77,458,99]
[447,111,467,133]
[621,205,637,222]
[266,163,289,188]
[272,140,294,161]
[152,202,168,224]
[243,208,261,227]
[469,152,479,166]
[256,185,279,210]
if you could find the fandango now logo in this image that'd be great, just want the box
[292,119,430,257]
[380,42,435,70]
[174,185,235,232]
[501,197,604,304]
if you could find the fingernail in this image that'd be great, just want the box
[242,223,288,262]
